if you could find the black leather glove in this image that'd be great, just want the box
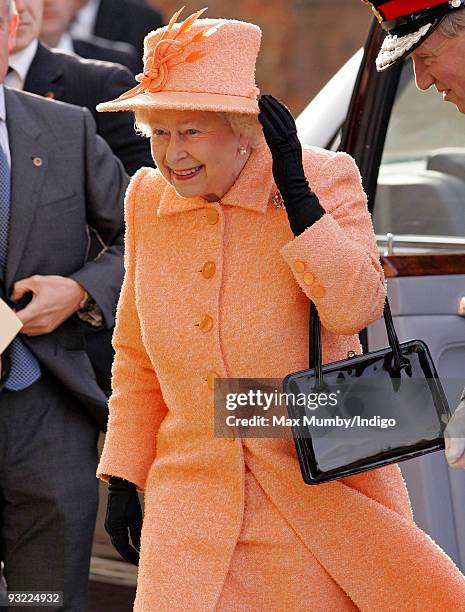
[105,476,143,566]
[258,94,325,236]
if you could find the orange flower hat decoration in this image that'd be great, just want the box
[117,6,221,102]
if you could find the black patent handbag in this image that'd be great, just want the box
[282,298,451,484]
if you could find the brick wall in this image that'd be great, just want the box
[146,0,372,114]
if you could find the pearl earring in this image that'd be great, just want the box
[238,146,247,156]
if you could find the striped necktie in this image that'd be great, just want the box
[0,141,41,391]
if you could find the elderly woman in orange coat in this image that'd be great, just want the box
[95,7,465,611]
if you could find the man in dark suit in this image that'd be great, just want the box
[72,0,164,71]
[10,0,154,398]
[0,1,127,608]
[11,0,152,175]
[8,38,143,397]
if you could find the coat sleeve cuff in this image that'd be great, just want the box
[280,213,386,335]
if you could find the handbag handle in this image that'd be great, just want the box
[309,297,408,378]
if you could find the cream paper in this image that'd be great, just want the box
[0,297,22,354]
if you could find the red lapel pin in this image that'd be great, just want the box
[33,157,42,167]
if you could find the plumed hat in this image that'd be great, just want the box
[361,0,465,71]
[97,6,261,114]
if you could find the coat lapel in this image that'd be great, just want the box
[24,43,65,101]
[5,88,47,289]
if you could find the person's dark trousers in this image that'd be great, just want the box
[0,370,100,612]
[85,330,113,397]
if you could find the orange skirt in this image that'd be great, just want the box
[216,465,359,611]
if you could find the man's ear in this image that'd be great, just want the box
[8,13,18,54]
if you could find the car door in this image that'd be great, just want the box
[342,22,465,570]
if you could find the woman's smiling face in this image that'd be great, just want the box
[149,110,250,202]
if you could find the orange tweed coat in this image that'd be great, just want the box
[97,144,465,610]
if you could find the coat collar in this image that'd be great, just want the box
[157,143,274,217]
[23,42,65,101]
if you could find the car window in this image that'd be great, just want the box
[373,59,465,239]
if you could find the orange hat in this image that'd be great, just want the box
[96,6,261,115]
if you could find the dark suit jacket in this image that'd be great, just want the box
[1,87,128,430]
[93,0,164,71]
[73,34,139,75]
[24,42,153,176]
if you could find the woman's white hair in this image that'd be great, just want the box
[134,109,264,149]
[218,112,264,149]
[438,7,465,38]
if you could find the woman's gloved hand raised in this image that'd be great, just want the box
[445,400,465,468]
[257,94,325,236]
[105,476,143,566]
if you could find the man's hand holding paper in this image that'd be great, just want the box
[0,296,22,352]
[0,297,23,378]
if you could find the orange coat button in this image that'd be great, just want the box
[303,272,314,286]
[199,314,214,333]
[207,371,220,390]
[312,285,326,298]
[201,261,216,279]
[294,260,306,273]
[205,208,219,225]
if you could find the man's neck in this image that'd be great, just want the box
[42,32,74,53]
[71,0,101,38]
[40,33,59,48]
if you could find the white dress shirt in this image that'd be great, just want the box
[0,85,11,167]
[55,32,74,53]
[71,0,101,39]
[6,39,39,91]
